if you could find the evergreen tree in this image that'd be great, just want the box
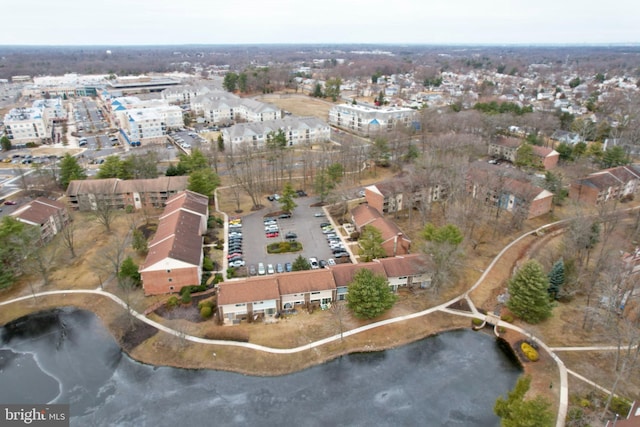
[118,256,141,287]
[346,268,397,319]
[494,375,554,427]
[358,225,386,261]
[187,168,220,199]
[507,260,553,324]
[279,182,297,214]
[547,259,565,300]
[59,153,87,189]
[292,254,311,271]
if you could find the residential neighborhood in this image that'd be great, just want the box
[2,43,640,426]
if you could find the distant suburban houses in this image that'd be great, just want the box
[66,176,188,211]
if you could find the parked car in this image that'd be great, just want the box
[319,260,327,268]
[267,264,275,274]
[327,258,336,266]
[276,263,284,273]
[314,212,324,217]
[309,257,319,269]
[4,200,17,205]
[266,232,279,238]
[258,263,266,275]
[278,213,291,219]
[229,259,245,268]
[263,219,277,226]
[334,251,349,258]
[296,190,307,197]
[285,231,297,239]
[285,262,292,272]
[228,256,243,263]
[320,222,331,228]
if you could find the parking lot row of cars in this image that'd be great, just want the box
[319,222,350,259]
[227,218,245,268]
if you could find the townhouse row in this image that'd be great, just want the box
[217,253,432,325]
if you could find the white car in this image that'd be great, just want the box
[229,259,245,268]
[267,264,275,274]
[309,257,319,269]
[327,258,336,266]
[258,262,266,275]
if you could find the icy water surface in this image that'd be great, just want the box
[0,308,521,426]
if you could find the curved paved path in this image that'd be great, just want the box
[2,217,635,427]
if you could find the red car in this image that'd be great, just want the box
[266,232,279,238]
[4,200,17,205]
[227,252,243,259]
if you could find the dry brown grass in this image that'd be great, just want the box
[254,94,334,120]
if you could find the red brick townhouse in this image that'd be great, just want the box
[569,164,640,205]
[217,254,432,325]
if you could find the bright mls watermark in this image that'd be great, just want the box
[1,405,69,426]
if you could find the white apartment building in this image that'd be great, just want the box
[3,108,48,143]
[222,116,330,148]
[328,104,418,136]
[190,92,282,125]
[110,97,183,144]
[161,85,212,104]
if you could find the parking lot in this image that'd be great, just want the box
[225,195,353,275]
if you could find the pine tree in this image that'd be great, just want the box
[507,260,553,324]
[346,268,397,319]
[547,259,565,300]
[494,375,554,427]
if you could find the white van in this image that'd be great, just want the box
[258,262,266,275]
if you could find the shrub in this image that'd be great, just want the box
[472,318,484,326]
[610,397,632,417]
[166,296,179,309]
[125,205,134,213]
[501,313,514,323]
[200,306,213,319]
[203,257,214,271]
[521,342,539,362]
[212,273,223,284]
[181,290,192,304]
[198,299,214,310]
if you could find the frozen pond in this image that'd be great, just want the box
[0,308,521,426]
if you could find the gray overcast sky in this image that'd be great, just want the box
[2,0,639,46]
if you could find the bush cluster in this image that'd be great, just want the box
[267,241,302,254]
[610,397,632,417]
[179,284,208,295]
[471,318,484,326]
[521,342,539,362]
[501,313,514,323]
[165,296,179,309]
[200,306,213,319]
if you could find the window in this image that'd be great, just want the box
[168,278,172,282]
[167,269,171,273]
[169,286,174,291]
